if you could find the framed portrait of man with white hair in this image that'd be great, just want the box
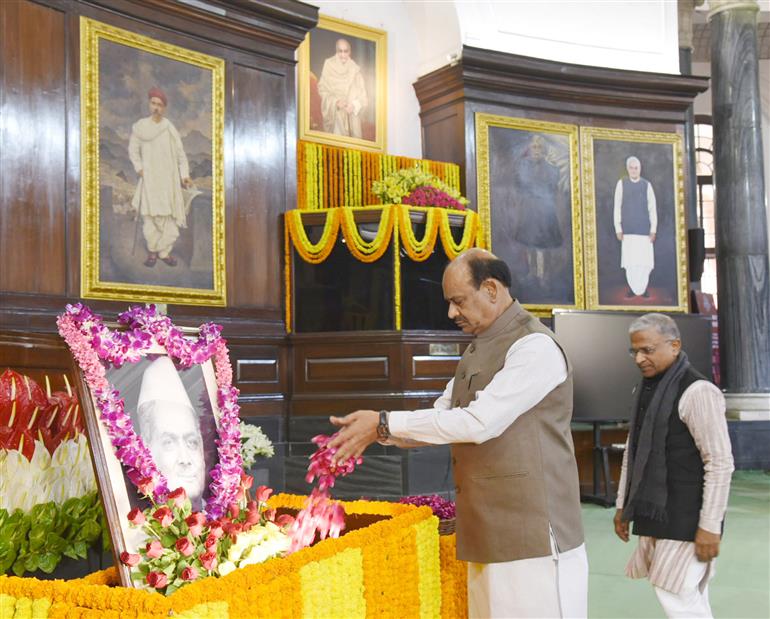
[580,127,688,312]
[73,340,222,584]
[297,15,387,152]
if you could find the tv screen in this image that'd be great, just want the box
[552,311,713,421]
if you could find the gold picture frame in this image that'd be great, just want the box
[80,17,226,306]
[580,127,687,312]
[475,113,585,316]
[298,15,387,152]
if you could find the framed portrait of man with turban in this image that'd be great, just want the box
[298,15,387,152]
[79,17,226,306]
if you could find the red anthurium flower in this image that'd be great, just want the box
[199,550,218,571]
[175,537,194,557]
[127,508,145,525]
[276,513,295,529]
[181,566,199,581]
[146,571,168,589]
[255,485,272,503]
[168,487,187,508]
[145,540,163,559]
[119,551,141,567]
[240,473,253,489]
[153,506,173,527]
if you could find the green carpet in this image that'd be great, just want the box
[584,470,770,618]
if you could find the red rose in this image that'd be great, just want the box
[207,521,224,539]
[175,537,194,557]
[185,512,206,537]
[276,513,295,529]
[168,487,187,508]
[137,477,155,496]
[153,506,173,527]
[227,503,240,519]
[181,566,199,581]
[145,540,163,559]
[119,551,141,567]
[127,508,145,525]
[204,533,218,550]
[146,571,168,589]
[199,550,218,571]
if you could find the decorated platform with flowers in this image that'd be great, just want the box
[0,495,453,618]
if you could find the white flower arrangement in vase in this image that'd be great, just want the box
[239,421,274,469]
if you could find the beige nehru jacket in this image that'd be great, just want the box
[450,301,584,563]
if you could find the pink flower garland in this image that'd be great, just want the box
[57,303,242,519]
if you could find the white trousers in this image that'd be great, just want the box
[143,214,179,258]
[654,558,714,618]
[621,234,654,295]
[467,543,588,619]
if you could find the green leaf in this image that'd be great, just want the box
[161,534,176,548]
[44,532,68,554]
[62,546,80,561]
[77,520,101,544]
[28,526,47,551]
[23,553,40,573]
[11,557,28,577]
[72,540,88,559]
[37,552,59,574]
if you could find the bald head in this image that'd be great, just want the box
[442,249,514,335]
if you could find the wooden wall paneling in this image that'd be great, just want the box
[0,331,75,392]
[230,59,292,309]
[0,0,67,295]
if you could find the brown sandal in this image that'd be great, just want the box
[144,253,158,267]
[161,255,177,267]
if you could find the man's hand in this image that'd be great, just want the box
[182,177,194,189]
[336,99,348,110]
[694,527,721,562]
[138,170,144,178]
[614,509,629,542]
[616,232,624,241]
[649,232,657,242]
[328,410,379,465]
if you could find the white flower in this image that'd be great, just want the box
[239,422,274,469]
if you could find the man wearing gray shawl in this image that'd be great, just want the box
[614,313,734,618]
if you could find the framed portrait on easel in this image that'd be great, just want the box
[581,127,688,312]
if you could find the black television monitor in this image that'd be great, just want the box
[552,310,713,421]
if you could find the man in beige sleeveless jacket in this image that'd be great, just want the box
[330,249,588,618]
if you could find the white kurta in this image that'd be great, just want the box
[128,116,190,258]
[317,56,368,138]
[613,178,657,295]
[388,334,588,618]
[616,381,734,617]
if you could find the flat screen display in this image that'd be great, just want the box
[552,310,713,421]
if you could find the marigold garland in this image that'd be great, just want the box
[298,141,461,211]
[398,206,440,262]
[0,499,445,618]
[285,209,341,264]
[439,209,478,259]
[339,205,394,263]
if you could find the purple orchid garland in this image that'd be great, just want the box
[57,303,242,520]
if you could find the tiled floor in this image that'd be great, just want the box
[583,470,770,618]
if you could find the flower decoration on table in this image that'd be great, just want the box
[400,494,456,534]
[287,433,363,553]
[0,370,108,576]
[56,303,242,520]
[238,421,274,469]
[372,166,469,210]
[120,474,294,595]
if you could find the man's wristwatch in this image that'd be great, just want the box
[376,410,390,441]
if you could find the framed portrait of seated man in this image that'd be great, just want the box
[68,321,224,588]
[580,127,688,312]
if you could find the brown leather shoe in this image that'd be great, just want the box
[144,253,158,267]
[161,255,177,267]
